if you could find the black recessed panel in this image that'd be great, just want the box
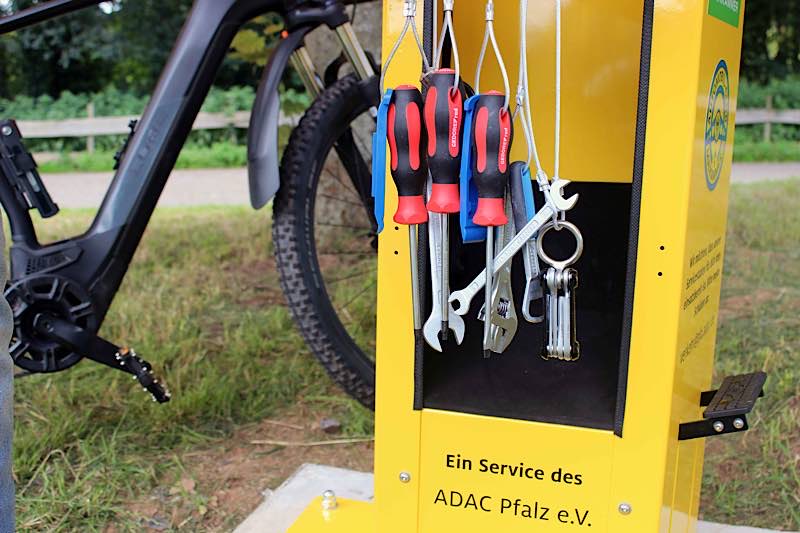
[422,183,632,430]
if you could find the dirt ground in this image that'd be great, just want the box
[119,404,374,532]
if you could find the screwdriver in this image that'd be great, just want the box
[387,85,429,336]
[424,69,465,341]
[470,91,513,356]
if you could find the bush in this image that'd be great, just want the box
[737,76,800,143]
[0,85,310,153]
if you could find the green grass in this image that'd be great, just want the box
[34,137,799,175]
[700,179,800,530]
[734,140,800,163]
[9,181,800,531]
[38,144,248,174]
[12,207,372,531]
[37,125,294,174]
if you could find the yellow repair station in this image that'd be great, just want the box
[291,0,765,531]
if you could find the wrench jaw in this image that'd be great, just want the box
[425,203,466,352]
[477,217,519,355]
[449,286,476,317]
[522,281,545,324]
[423,306,465,352]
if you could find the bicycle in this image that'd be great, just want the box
[0,0,383,407]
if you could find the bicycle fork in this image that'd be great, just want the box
[289,21,377,97]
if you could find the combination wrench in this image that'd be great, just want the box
[509,162,544,323]
[449,179,579,315]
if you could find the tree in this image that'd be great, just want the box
[742,0,800,83]
[5,0,116,96]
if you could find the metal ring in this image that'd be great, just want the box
[536,221,584,270]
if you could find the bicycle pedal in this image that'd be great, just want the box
[33,314,171,403]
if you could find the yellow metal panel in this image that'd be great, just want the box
[360,2,747,533]
[669,1,746,530]
[452,0,644,183]
[289,498,375,532]
[417,410,614,532]
[373,2,426,532]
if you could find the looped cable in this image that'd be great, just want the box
[432,0,461,92]
[380,0,432,95]
[552,0,566,225]
[474,0,510,110]
[513,0,542,173]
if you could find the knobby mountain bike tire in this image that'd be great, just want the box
[273,74,379,408]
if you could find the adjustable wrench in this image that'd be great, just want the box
[423,208,466,351]
[477,211,518,353]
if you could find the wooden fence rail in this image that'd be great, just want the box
[12,106,798,151]
[16,109,295,153]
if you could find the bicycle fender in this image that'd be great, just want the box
[247,28,311,210]
[459,95,487,243]
[372,89,393,234]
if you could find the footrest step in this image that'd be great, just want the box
[703,371,767,419]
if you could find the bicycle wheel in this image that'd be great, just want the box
[273,74,380,408]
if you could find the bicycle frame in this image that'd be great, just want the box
[0,0,374,325]
[0,0,378,392]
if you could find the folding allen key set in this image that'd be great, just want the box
[290,0,768,532]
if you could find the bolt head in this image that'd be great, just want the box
[321,489,338,511]
[713,421,725,433]
[1,126,12,136]
[618,503,632,515]
[399,471,411,483]
[733,418,745,430]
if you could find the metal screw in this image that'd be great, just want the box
[399,472,411,483]
[321,489,338,511]
[733,418,745,430]
[1,126,12,136]
[618,503,632,515]
[713,421,725,433]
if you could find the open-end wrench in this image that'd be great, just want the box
[424,205,465,351]
[449,179,579,315]
[509,162,544,323]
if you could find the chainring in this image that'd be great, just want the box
[5,274,98,373]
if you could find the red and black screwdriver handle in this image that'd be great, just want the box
[423,69,465,214]
[471,91,513,227]
[388,85,429,225]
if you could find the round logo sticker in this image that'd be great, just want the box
[704,60,730,191]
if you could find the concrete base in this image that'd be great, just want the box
[235,464,796,533]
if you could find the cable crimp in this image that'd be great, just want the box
[443,0,454,12]
[515,85,526,108]
[404,0,416,18]
[485,1,495,21]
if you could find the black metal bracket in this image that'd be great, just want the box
[679,372,766,441]
[0,119,59,218]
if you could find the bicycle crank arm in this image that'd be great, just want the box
[33,315,171,403]
[450,204,556,315]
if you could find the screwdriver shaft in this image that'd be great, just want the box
[409,225,422,330]
[483,227,494,357]
[440,213,449,340]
